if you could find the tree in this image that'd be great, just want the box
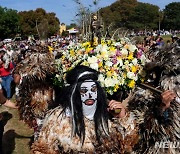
[67,23,77,29]
[73,0,92,36]
[47,12,60,36]
[100,1,160,31]
[128,2,159,30]
[18,10,37,37]
[19,8,60,39]
[162,2,180,30]
[0,6,20,39]
[100,0,137,28]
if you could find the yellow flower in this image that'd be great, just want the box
[101,39,106,45]
[98,61,103,67]
[114,84,119,92]
[101,51,106,57]
[123,73,127,78]
[128,52,134,60]
[93,37,98,46]
[86,47,93,54]
[110,68,115,73]
[112,73,118,79]
[107,89,111,94]
[48,46,53,53]
[140,78,145,82]
[82,42,91,48]
[110,46,116,52]
[106,71,112,77]
[61,55,65,60]
[82,42,86,47]
[100,51,108,59]
[107,40,112,45]
[77,50,82,55]
[135,65,139,70]
[82,61,89,66]
[113,64,118,69]
[131,65,137,73]
[70,50,75,56]
[87,42,91,47]
[124,44,129,49]
[99,67,105,73]
[125,66,130,72]
[128,80,135,88]
[104,65,109,71]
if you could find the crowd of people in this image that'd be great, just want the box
[0,33,179,153]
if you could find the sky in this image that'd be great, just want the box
[0,0,179,25]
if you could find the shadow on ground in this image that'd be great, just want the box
[2,129,33,154]
[0,105,33,154]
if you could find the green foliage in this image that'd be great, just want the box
[162,2,180,30]
[100,1,159,30]
[18,8,60,39]
[67,23,77,29]
[128,2,159,30]
[100,0,138,28]
[0,6,20,39]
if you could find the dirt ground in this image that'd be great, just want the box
[0,104,33,154]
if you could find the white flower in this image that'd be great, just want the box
[112,78,119,85]
[128,63,133,67]
[105,61,113,67]
[115,42,122,47]
[87,56,98,64]
[129,44,137,52]
[117,58,123,66]
[90,63,98,71]
[104,78,115,87]
[119,77,125,85]
[124,60,129,65]
[127,72,138,81]
[98,74,105,86]
[95,45,101,53]
[132,58,138,65]
[55,74,60,78]
[140,55,146,65]
[121,48,128,56]
[101,44,108,52]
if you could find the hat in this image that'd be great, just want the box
[66,65,98,85]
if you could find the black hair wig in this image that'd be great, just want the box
[62,65,109,144]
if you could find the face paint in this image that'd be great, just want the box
[80,80,97,120]
[80,81,97,105]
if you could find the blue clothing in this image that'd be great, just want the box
[1,75,13,98]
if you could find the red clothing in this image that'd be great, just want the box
[0,63,14,77]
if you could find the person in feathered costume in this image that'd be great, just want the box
[13,45,58,140]
[30,53,177,154]
[127,38,180,154]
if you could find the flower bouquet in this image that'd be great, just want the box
[54,37,146,95]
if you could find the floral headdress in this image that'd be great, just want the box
[54,37,146,95]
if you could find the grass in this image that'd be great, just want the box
[0,101,33,154]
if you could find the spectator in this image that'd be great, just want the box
[0,54,14,99]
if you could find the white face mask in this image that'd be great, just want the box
[80,80,97,120]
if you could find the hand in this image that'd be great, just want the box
[13,74,21,84]
[161,90,176,111]
[108,100,126,118]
